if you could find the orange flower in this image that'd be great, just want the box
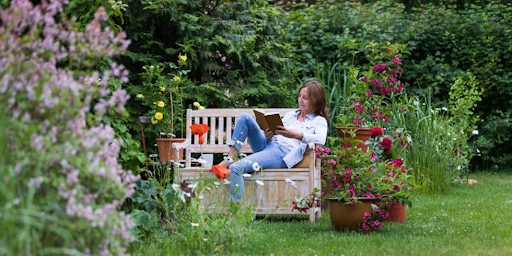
[190,124,209,144]
[211,164,230,179]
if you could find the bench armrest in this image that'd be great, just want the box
[172,140,190,163]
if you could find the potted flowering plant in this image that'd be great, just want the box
[337,43,408,152]
[367,126,414,222]
[133,54,190,162]
[316,141,387,231]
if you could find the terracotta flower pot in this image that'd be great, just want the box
[336,127,372,152]
[328,198,376,231]
[156,137,186,162]
[387,202,406,223]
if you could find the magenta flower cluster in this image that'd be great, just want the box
[346,46,407,127]
[1,0,138,254]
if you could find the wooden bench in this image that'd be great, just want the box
[173,108,321,222]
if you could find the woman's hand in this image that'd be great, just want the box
[264,129,274,141]
[275,126,302,140]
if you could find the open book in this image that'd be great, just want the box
[253,109,283,133]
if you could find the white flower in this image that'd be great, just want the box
[441,107,448,111]
[160,132,166,136]
[472,130,479,135]
[28,177,44,188]
[136,94,144,99]
[203,238,208,241]
[213,181,220,186]
[224,156,234,163]
[223,179,230,185]
[255,180,264,186]
[252,162,261,172]
[243,173,252,178]
[476,148,480,153]
[187,183,198,189]
[171,183,181,191]
[285,178,296,186]
[191,223,199,227]
[196,158,208,165]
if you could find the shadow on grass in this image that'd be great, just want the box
[255,214,310,223]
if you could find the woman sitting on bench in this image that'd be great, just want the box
[211,80,329,202]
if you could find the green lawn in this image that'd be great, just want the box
[132,172,512,255]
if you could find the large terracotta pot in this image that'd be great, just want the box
[156,138,186,162]
[328,198,376,231]
[336,127,372,152]
[387,203,406,223]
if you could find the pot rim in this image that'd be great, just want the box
[326,197,378,202]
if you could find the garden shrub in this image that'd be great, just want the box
[121,0,297,110]
[126,162,255,254]
[447,72,482,175]
[390,94,457,193]
[0,1,138,254]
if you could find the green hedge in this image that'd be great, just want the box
[283,0,512,169]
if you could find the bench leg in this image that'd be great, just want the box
[308,207,321,223]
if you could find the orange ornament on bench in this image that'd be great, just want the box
[190,124,209,144]
[210,164,230,179]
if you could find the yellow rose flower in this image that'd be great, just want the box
[198,106,205,110]
[159,86,166,92]
[193,102,201,108]
[178,54,187,62]
[173,75,181,81]
[155,112,163,120]
[157,101,165,108]
[151,117,158,124]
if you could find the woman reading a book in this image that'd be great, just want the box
[211,80,328,202]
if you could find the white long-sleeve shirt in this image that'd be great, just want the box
[275,110,328,168]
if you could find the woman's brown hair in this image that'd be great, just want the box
[299,80,329,120]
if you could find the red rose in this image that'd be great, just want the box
[388,159,403,167]
[371,127,383,138]
[379,137,393,150]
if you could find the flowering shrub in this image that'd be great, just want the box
[317,144,383,204]
[367,126,414,205]
[131,56,190,138]
[0,1,138,254]
[339,43,408,127]
[361,203,388,233]
[317,134,413,232]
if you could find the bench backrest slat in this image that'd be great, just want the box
[184,108,294,153]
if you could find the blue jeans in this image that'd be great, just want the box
[228,113,289,201]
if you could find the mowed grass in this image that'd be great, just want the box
[132,172,512,256]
